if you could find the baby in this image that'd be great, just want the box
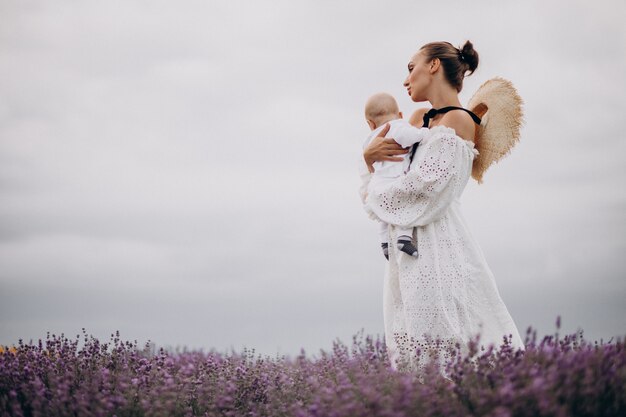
[362,92,429,260]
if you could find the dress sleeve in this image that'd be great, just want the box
[364,127,478,227]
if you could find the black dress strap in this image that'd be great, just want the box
[407,106,481,168]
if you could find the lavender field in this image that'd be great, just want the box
[1,317,624,417]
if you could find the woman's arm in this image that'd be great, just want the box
[362,123,410,173]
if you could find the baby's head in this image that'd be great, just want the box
[364,92,403,131]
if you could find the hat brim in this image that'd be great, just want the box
[467,77,524,183]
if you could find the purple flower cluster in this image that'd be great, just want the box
[0,316,624,417]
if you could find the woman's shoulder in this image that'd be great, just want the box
[408,108,429,127]
[409,107,476,142]
[437,110,476,142]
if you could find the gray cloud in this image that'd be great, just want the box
[1,0,625,356]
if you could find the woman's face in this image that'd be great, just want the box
[403,50,433,102]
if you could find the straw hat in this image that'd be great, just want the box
[467,76,524,183]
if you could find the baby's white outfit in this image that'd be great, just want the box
[361,118,430,244]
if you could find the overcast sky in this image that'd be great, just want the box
[1,0,625,357]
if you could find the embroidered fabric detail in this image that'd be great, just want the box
[364,126,477,228]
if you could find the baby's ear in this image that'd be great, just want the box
[399,111,404,119]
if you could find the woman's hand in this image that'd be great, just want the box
[363,123,410,173]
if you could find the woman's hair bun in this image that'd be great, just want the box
[460,40,479,75]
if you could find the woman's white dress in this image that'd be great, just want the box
[359,125,526,374]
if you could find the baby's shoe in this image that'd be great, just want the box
[381,242,389,261]
[397,235,418,257]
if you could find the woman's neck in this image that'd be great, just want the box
[428,87,462,109]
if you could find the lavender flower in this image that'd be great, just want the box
[0,317,624,416]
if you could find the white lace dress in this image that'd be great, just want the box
[359,125,526,374]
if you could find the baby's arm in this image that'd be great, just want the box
[391,125,429,148]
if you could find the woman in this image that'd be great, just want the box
[360,40,526,375]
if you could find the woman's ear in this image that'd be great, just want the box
[429,58,440,74]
